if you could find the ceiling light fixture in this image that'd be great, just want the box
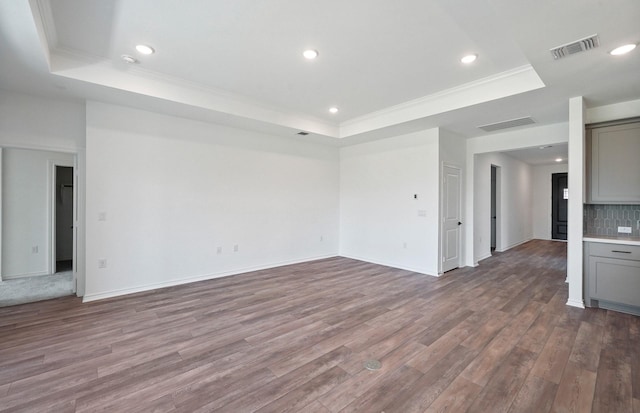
[303,49,319,59]
[461,54,477,64]
[555,158,563,162]
[121,55,137,64]
[136,44,155,55]
[609,43,637,56]
[329,107,339,114]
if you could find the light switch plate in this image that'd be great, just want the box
[618,226,632,234]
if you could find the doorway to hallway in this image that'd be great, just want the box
[551,172,568,240]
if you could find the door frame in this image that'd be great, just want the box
[440,163,463,274]
[49,159,76,292]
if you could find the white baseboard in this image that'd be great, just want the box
[338,253,437,276]
[496,237,533,253]
[566,298,585,309]
[2,270,50,280]
[476,252,492,263]
[82,254,337,303]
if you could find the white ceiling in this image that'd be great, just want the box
[503,144,569,166]
[0,0,639,145]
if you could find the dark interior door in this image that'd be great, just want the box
[552,173,568,240]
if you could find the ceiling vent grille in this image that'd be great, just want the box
[550,34,600,60]
[478,117,535,132]
[297,131,309,135]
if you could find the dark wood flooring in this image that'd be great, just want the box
[0,240,637,412]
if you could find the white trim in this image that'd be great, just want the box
[83,254,338,302]
[0,141,80,154]
[339,254,437,277]
[3,270,50,280]
[476,252,493,263]
[496,237,533,253]
[566,298,585,309]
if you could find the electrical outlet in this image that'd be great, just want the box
[234,244,239,252]
[217,247,222,254]
[32,246,38,254]
[618,226,632,234]
[403,242,407,249]
[98,212,107,221]
[418,210,427,217]
[98,259,107,269]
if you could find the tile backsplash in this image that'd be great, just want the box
[584,204,640,237]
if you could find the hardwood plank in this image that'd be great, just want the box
[460,301,541,386]
[569,321,604,372]
[518,310,559,354]
[337,365,424,413]
[551,361,597,413]
[255,366,349,413]
[211,345,355,412]
[530,327,577,384]
[508,375,557,413]
[381,344,479,413]
[592,349,633,413]
[466,346,537,413]
[424,376,482,413]
[318,340,425,412]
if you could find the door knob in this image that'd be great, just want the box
[458,222,462,226]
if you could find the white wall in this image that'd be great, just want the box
[0,89,85,151]
[339,129,440,275]
[465,122,569,266]
[84,102,340,301]
[474,152,533,262]
[0,89,86,286]
[1,148,74,278]
[532,163,568,240]
[567,97,585,308]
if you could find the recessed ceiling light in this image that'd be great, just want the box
[329,107,339,114]
[303,49,319,59]
[136,44,155,55]
[555,157,563,162]
[609,43,636,56]
[461,54,477,64]
[121,54,137,64]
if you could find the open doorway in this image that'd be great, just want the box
[54,166,74,273]
[551,172,568,240]
[490,165,501,253]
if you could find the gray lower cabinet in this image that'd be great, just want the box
[584,241,640,315]
[586,120,640,204]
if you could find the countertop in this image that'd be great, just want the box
[583,234,640,246]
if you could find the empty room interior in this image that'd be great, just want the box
[0,1,639,412]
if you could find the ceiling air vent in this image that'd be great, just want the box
[478,117,535,132]
[550,34,600,60]
[297,131,309,136]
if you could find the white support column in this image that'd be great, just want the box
[567,97,585,308]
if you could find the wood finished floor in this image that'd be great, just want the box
[0,240,638,412]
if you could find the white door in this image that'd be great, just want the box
[442,165,461,273]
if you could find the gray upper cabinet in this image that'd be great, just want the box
[586,121,640,204]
